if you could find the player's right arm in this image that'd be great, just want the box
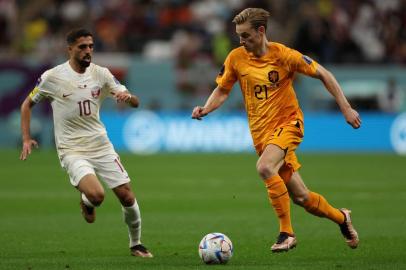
[192,50,237,120]
[191,85,230,120]
[20,95,38,160]
[19,74,50,160]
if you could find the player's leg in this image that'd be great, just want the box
[286,172,344,221]
[257,144,296,252]
[61,155,104,223]
[95,154,153,257]
[112,183,152,258]
[76,174,105,223]
[287,172,359,248]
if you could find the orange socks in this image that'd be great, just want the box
[265,175,344,233]
[303,191,345,224]
[264,175,293,235]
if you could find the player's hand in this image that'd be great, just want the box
[20,139,38,160]
[111,91,132,103]
[343,108,361,129]
[191,106,208,120]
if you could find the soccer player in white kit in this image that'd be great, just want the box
[19,29,153,258]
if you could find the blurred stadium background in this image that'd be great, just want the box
[0,0,406,153]
[1,1,406,269]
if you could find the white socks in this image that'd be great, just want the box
[81,193,95,208]
[82,193,142,247]
[122,201,142,248]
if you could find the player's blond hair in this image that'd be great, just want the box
[232,8,270,30]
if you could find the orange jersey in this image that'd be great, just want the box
[216,42,318,153]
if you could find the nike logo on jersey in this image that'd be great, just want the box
[241,74,249,77]
[62,93,73,98]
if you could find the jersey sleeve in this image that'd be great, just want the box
[215,52,238,91]
[29,71,53,103]
[281,46,318,77]
[101,68,127,97]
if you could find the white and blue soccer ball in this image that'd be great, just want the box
[198,232,233,264]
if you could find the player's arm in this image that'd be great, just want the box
[192,50,235,120]
[315,64,361,129]
[192,85,230,120]
[111,90,139,108]
[20,96,39,160]
[103,67,139,108]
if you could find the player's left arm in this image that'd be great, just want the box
[110,90,139,108]
[314,64,361,129]
[102,67,139,108]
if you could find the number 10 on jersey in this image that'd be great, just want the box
[78,100,91,116]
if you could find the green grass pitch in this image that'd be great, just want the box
[0,150,405,269]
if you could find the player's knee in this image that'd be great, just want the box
[292,193,309,206]
[120,193,135,207]
[256,162,278,179]
[88,191,105,206]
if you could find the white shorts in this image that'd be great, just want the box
[60,153,130,189]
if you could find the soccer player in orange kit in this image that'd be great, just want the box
[192,8,360,252]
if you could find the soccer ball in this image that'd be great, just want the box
[198,232,233,264]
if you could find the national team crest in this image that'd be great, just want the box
[91,87,101,98]
[268,70,279,83]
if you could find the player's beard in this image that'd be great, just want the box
[78,55,91,68]
[242,42,253,52]
[243,44,253,53]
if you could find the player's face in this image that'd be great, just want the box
[69,36,94,68]
[236,22,263,52]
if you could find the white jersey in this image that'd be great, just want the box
[29,61,127,159]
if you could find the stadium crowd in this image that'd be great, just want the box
[0,0,405,114]
[0,0,405,64]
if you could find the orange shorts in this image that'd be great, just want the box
[256,121,304,182]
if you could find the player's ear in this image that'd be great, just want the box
[258,25,266,35]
